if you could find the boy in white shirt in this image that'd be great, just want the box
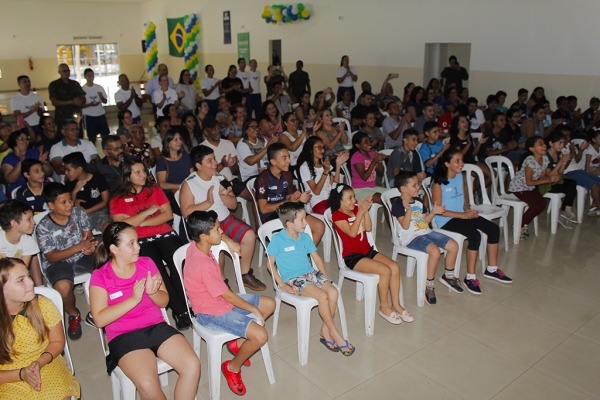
[81,68,110,140]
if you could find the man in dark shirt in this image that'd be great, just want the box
[48,63,85,130]
[288,60,311,103]
[350,91,380,129]
[440,56,469,93]
[88,135,123,193]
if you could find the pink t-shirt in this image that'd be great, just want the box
[90,256,165,342]
[351,151,376,188]
[183,243,234,316]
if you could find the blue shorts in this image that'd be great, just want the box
[406,231,451,253]
[565,170,600,190]
[195,293,260,338]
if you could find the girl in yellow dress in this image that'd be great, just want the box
[0,257,80,399]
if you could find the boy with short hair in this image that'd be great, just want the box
[267,202,355,355]
[179,145,266,291]
[0,200,43,285]
[13,158,49,213]
[36,182,97,340]
[413,102,437,137]
[418,121,450,175]
[183,210,275,396]
[63,151,109,232]
[387,129,426,187]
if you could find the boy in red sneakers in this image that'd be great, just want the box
[182,210,275,395]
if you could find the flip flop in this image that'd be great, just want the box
[319,336,340,352]
[378,310,402,325]
[338,340,356,357]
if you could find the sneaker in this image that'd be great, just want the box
[68,311,82,340]
[227,340,251,366]
[463,277,482,295]
[242,269,267,291]
[483,268,513,284]
[562,210,578,223]
[558,215,574,229]
[520,226,529,240]
[222,360,247,396]
[588,207,599,217]
[84,312,97,328]
[173,311,192,331]
[425,287,437,305]
[438,275,464,293]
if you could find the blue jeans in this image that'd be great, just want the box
[195,294,260,338]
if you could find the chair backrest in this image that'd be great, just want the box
[462,163,492,206]
[380,188,403,249]
[246,177,262,227]
[257,219,315,289]
[421,176,433,202]
[442,137,450,145]
[470,132,483,142]
[34,286,74,374]
[332,117,351,144]
[340,163,352,186]
[33,210,49,225]
[485,155,515,199]
[378,149,394,189]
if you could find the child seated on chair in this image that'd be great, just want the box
[419,121,451,175]
[35,182,97,341]
[392,171,461,305]
[62,151,110,233]
[13,159,49,214]
[267,202,355,356]
[89,222,200,400]
[0,200,43,286]
[183,210,275,396]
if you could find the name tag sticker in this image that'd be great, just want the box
[109,291,123,300]
[124,197,134,203]
[26,197,35,201]
[348,217,356,223]
[445,188,453,192]
[284,246,295,252]
[52,230,62,237]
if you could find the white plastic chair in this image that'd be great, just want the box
[470,132,483,142]
[380,189,466,306]
[486,156,543,243]
[543,191,566,234]
[340,163,383,242]
[378,148,394,189]
[236,196,251,226]
[83,280,179,400]
[33,211,92,294]
[332,117,352,150]
[323,208,391,336]
[257,219,348,365]
[246,177,265,267]
[569,138,591,223]
[462,163,510,251]
[173,241,275,400]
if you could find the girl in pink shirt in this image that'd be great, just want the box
[89,222,200,399]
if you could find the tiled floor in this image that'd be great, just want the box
[68,205,600,400]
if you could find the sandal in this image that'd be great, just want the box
[378,310,402,325]
[338,340,356,357]
[319,336,340,352]
[397,309,414,323]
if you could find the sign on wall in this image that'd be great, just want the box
[223,11,231,44]
[237,32,250,61]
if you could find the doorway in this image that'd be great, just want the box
[423,43,471,88]
[269,39,281,66]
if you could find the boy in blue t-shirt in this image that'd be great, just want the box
[266,202,355,356]
[418,120,450,174]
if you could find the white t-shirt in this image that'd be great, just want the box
[299,162,333,208]
[281,131,305,166]
[237,138,266,181]
[49,139,99,162]
[203,139,237,181]
[82,84,107,116]
[0,230,39,259]
[236,70,251,89]
[146,75,175,98]
[114,88,142,119]
[175,83,198,111]
[201,77,220,100]
[152,88,178,116]
[248,70,261,94]
[469,109,485,131]
[562,146,582,173]
[184,173,230,221]
[336,66,357,87]
[10,92,43,126]
[583,145,600,172]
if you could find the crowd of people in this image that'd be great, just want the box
[1,53,599,399]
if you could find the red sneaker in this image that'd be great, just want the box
[226,340,251,366]
[221,360,246,396]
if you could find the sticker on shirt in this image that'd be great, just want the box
[125,197,134,202]
[26,197,35,201]
[348,216,356,223]
[445,187,453,192]
[284,246,295,252]
[109,291,123,300]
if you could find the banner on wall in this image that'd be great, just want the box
[183,14,201,91]
[223,11,231,44]
[237,32,250,62]
[167,17,186,57]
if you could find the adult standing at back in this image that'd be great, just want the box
[175,69,200,114]
[201,64,221,117]
[440,55,469,93]
[81,68,110,140]
[288,60,311,104]
[11,75,44,138]
[246,59,262,119]
[114,74,143,124]
[48,63,85,131]
[145,63,175,99]
[336,55,358,102]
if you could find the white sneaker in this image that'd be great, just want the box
[558,215,574,229]
[588,207,599,217]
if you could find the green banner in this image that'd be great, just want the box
[237,32,250,62]
[167,17,186,57]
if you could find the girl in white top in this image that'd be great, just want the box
[336,55,358,102]
[279,112,309,167]
[297,136,349,214]
[152,74,179,117]
[175,69,200,113]
[584,129,600,175]
[236,119,275,182]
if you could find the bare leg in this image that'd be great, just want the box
[301,284,346,348]
[466,249,478,275]
[592,184,600,208]
[229,322,268,372]
[156,334,201,400]
[443,239,459,270]
[373,253,405,314]
[231,296,275,361]
[239,231,256,274]
[118,349,165,400]
[425,243,442,280]
[354,257,393,316]
[54,279,76,316]
[487,242,499,266]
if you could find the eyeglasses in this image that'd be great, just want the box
[247,125,259,129]
[17,136,31,142]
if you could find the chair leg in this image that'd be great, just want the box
[533,216,539,236]
[406,257,416,277]
[260,344,276,384]
[159,373,168,387]
[363,281,377,336]
[272,297,281,336]
[513,207,523,245]
[336,287,349,340]
[206,337,223,400]
[297,305,312,366]
[501,214,509,251]
[355,282,364,301]
[110,374,122,400]
[549,198,561,234]
[193,331,201,359]
[322,227,332,263]
[576,186,586,224]
[119,373,137,400]
[416,258,426,308]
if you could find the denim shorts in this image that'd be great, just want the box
[287,270,331,294]
[195,293,261,338]
[406,231,451,253]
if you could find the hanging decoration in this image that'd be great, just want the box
[262,3,311,24]
[183,13,201,91]
[144,22,158,79]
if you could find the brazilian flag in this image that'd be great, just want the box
[168,17,186,57]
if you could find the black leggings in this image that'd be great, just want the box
[140,234,187,316]
[550,178,577,210]
[441,216,500,251]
